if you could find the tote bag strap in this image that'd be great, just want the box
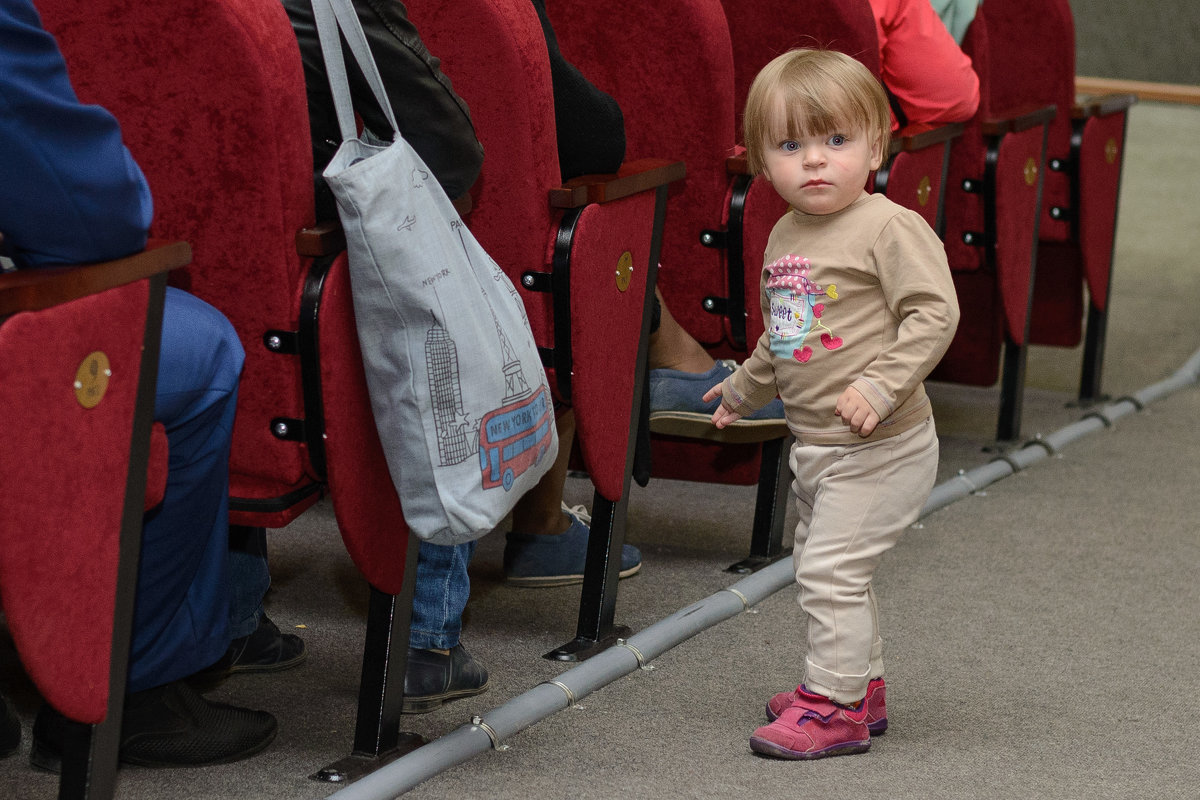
[310,0,400,142]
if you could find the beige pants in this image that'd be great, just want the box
[789,417,939,705]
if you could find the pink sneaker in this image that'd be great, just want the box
[750,687,871,760]
[766,677,887,734]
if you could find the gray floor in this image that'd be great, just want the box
[2,101,1198,799]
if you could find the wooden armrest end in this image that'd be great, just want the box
[890,122,966,155]
[1076,76,1199,106]
[981,104,1058,137]
[725,153,752,176]
[549,158,686,209]
[295,220,347,257]
[0,239,189,316]
[1073,93,1138,119]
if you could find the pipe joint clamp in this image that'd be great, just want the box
[615,638,654,670]
[541,679,579,707]
[1021,433,1058,457]
[725,587,751,610]
[990,453,1025,473]
[1081,410,1116,428]
[1114,394,1146,411]
[470,716,509,751]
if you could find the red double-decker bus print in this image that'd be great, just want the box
[478,386,554,491]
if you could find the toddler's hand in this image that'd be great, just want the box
[835,385,880,437]
[703,384,743,429]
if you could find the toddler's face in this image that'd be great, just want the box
[760,115,882,216]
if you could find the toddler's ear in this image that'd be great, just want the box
[869,135,885,170]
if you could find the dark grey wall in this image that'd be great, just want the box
[1070,0,1200,85]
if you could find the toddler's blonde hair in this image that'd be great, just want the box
[743,48,891,175]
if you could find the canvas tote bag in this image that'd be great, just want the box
[311,0,557,544]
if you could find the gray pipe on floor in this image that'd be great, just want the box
[327,348,1200,800]
[926,347,1200,514]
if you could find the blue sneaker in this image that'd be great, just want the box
[648,359,787,442]
[504,505,641,588]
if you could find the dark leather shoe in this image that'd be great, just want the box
[223,615,307,674]
[402,644,489,714]
[1,692,19,758]
[191,615,307,689]
[30,680,277,770]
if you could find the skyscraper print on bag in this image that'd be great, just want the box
[424,226,554,491]
[766,255,843,363]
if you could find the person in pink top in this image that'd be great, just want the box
[867,0,980,128]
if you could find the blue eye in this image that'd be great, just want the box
[781,140,800,152]
[828,134,847,146]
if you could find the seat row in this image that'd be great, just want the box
[5,0,1133,796]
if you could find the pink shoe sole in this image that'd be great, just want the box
[749,734,870,760]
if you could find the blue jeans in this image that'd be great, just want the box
[409,540,475,650]
[228,526,271,639]
[129,288,243,692]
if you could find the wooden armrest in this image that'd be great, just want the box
[295,219,347,257]
[1073,93,1138,119]
[1075,76,1199,106]
[981,104,1058,137]
[889,121,966,155]
[295,193,471,257]
[548,158,686,209]
[726,153,752,176]
[0,239,189,317]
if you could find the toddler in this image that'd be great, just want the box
[704,48,960,759]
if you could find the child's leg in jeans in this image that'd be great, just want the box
[790,418,938,705]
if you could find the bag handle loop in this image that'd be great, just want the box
[310,0,400,142]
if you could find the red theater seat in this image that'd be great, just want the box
[546,0,797,575]
[404,0,682,659]
[0,242,183,799]
[933,4,1057,441]
[719,0,964,335]
[1011,0,1136,401]
[38,0,424,777]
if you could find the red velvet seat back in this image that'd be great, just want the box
[974,0,1073,353]
[979,0,1075,243]
[987,0,1125,352]
[721,0,881,143]
[405,0,561,346]
[548,0,741,352]
[546,0,776,490]
[932,16,998,386]
[39,0,319,499]
[407,0,657,501]
[718,0,944,340]
[934,8,1052,386]
[41,0,415,592]
[943,2,1056,279]
[0,280,150,724]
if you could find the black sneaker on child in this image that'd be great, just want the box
[29,680,277,771]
